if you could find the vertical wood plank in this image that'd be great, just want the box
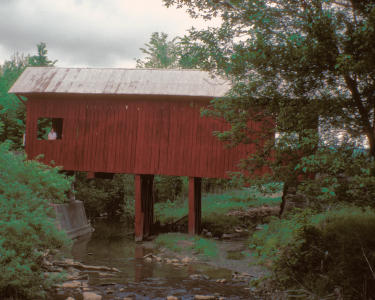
[118,101,127,172]
[190,102,200,177]
[84,99,93,172]
[158,102,170,175]
[129,101,138,172]
[179,101,189,176]
[200,112,209,177]
[135,103,144,174]
[112,101,121,173]
[166,103,176,174]
[151,103,161,174]
[143,104,152,173]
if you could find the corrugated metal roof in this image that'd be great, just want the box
[9,67,231,97]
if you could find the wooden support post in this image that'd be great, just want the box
[135,174,154,242]
[188,177,202,235]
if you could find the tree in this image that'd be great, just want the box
[0,53,29,147]
[28,42,57,67]
[0,43,56,148]
[136,31,202,69]
[136,32,180,68]
[163,0,375,210]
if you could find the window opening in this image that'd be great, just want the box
[37,118,63,140]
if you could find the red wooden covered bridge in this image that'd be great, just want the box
[10,67,270,241]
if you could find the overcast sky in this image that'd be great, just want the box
[0,0,214,68]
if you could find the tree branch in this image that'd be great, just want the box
[332,1,351,8]
[361,246,375,280]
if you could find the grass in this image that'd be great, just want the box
[154,187,281,237]
[154,233,219,258]
[155,188,281,225]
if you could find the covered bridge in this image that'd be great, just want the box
[10,67,270,241]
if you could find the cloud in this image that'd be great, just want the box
[0,0,216,67]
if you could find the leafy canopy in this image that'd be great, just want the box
[136,31,203,69]
[163,0,375,207]
[0,42,56,148]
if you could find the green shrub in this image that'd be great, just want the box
[0,142,71,299]
[75,172,134,220]
[250,206,375,299]
[154,175,183,202]
[154,233,218,258]
[250,209,315,263]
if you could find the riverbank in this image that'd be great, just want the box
[51,189,282,299]
[155,188,281,236]
[52,238,255,299]
[51,219,275,300]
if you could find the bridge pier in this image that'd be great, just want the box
[135,174,154,242]
[188,177,202,235]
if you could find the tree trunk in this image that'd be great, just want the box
[279,182,289,217]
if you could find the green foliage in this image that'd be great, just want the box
[154,175,183,202]
[0,143,72,204]
[136,32,201,69]
[193,235,219,257]
[250,206,375,299]
[0,142,71,299]
[0,53,29,148]
[163,0,375,209]
[0,43,56,149]
[27,42,57,67]
[136,32,179,68]
[250,209,316,264]
[296,145,375,208]
[74,173,134,221]
[154,232,218,258]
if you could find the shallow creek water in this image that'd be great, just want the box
[54,220,268,300]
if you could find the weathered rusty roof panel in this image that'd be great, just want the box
[9,67,231,97]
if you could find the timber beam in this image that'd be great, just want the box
[135,174,154,242]
[188,177,202,235]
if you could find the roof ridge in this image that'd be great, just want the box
[25,66,207,72]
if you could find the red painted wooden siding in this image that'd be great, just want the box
[25,94,269,178]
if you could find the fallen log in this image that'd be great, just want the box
[53,259,120,272]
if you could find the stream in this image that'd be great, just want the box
[53,220,269,300]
